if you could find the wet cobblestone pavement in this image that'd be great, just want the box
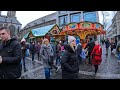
[20,44,120,79]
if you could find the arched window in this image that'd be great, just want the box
[17,26,20,33]
[8,25,16,36]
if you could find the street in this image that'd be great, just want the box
[20,44,120,79]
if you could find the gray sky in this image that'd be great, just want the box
[1,11,114,29]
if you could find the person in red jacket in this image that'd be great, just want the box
[91,41,102,75]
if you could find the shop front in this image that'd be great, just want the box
[22,24,61,44]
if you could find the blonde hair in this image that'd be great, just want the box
[42,38,49,44]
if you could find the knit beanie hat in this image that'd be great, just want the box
[68,36,76,44]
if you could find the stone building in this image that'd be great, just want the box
[0,11,22,39]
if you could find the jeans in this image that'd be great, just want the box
[56,57,61,66]
[118,52,120,60]
[22,56,26,69]
[44,68,51,79]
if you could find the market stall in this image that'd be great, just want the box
[22,24,61,43]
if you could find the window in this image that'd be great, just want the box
[70,13,81,22]
[59,15,68,26]
[83,12,97,22]
[59,11,67,14]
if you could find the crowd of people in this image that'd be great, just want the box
[1,26,120,79]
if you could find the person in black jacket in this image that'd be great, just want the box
[30,41,36,62]
[85,38,95,64]
[61,36,79,79]
[76,39,82,64]
[0,27,22,79]
[21,41,27,71]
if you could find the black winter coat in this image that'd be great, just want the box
[0,38,22,79]
[61,45,79,79]
[76,43,82,62]
[85,40,95,55]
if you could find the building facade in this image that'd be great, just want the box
[20,12,57,38]
[56,11,99,29]
[21,11,100,42]
[0,11,22,39]
[106,11,120,43]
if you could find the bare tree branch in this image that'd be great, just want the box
[101,11,110,30]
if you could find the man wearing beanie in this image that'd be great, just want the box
[61,36,79,79]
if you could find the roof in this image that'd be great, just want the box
[0,15,22,25]
[31,24,56,37]
[22,12,57,30]
[23,32,30,38]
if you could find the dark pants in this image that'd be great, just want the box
[44,68,51,79]
[88,52,92,64]
[94,65,98,73]
[37,52,40,60]
[56,57,61,66]
[22,57,26,70]
[32,53,35,61]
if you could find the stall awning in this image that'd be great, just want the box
[23,32,30,39]
[31,24,56,37]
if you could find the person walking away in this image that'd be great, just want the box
[112,42,116,55]
[110,39,114,54]
[36,42,41,61]
[50,39,56,63]
[105,38,110,56]
[61,36,79,79]
[40,38,55,79]
[56,41,62,66]
[21,41,27,72]
[91,41,102,75]
[0,27,22,79]
[30,42,36,62]
[116,39,120,62]
[85,38,95,65]
[81,40,88,64]
[50,40,59,72]
[76,39,82,64]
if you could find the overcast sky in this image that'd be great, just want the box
[1,11,114,29]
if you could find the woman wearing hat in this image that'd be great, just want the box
[61,36,79,79]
